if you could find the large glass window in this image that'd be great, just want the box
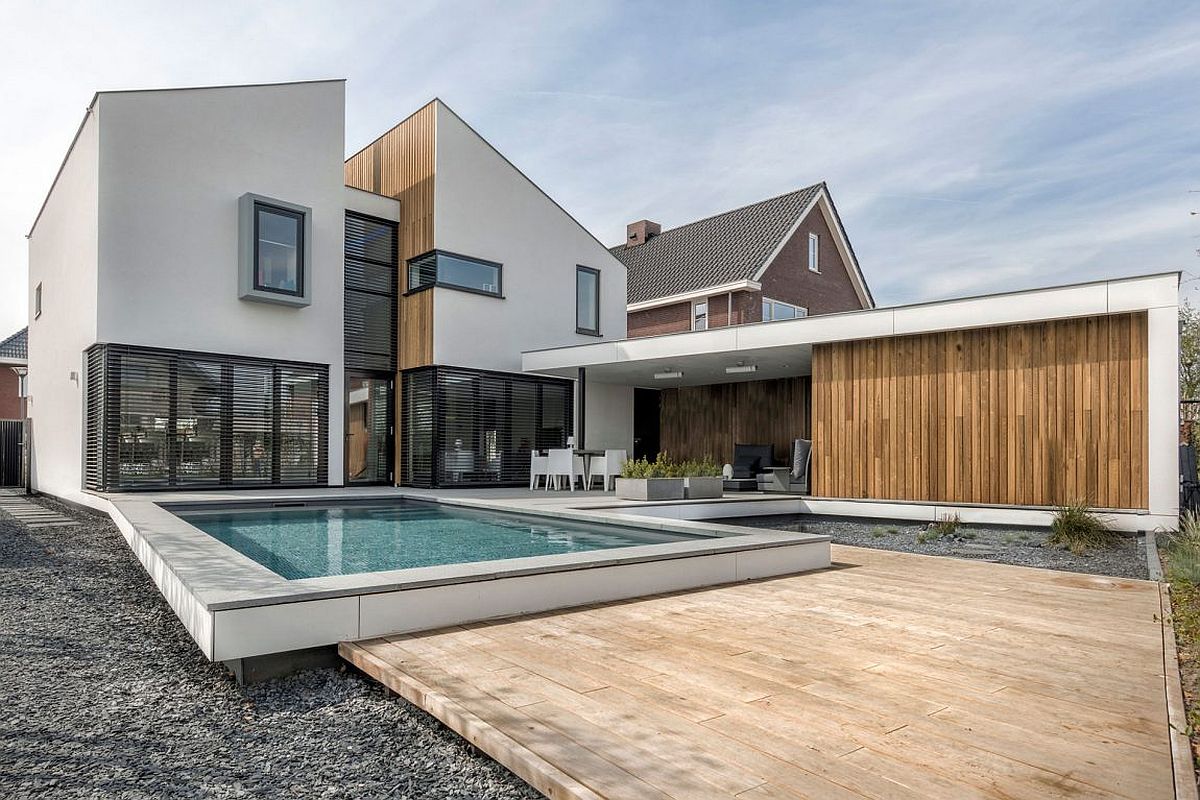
[762,298,809,322]
[84,344,328,491]
[407,250,501,296]
[693,300,708,331]
[345,212,398,372]
[255,203,304,296]
[576,266,600,335]
[400,366,572,488]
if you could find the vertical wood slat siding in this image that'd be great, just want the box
[810,312,1149,509]
[345,102,437,482]
[660,377,812,465]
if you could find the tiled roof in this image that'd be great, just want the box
[612,184,823,305]
[0,327,27,361]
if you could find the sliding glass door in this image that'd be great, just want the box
[345,374,393,484]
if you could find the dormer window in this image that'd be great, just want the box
[808,233,820,272]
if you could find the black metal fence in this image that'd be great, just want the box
[0,419,21,487]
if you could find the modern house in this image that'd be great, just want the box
[26,80,630,505]
[616,184,872,338]
[25,78,1180,535]
[0,327,27,420]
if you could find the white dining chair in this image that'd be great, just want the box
[586,449,627,491]
[546,448,587,491]
[529,450,549,490]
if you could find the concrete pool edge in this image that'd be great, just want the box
[100,490,831,663]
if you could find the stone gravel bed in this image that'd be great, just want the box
[721,513,1149,579]
[0,495,538,799]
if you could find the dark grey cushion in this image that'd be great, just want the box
[791,438,812,481]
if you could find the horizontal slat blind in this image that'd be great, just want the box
[401,365,573,488]
[83,343,328,491]
[345,212,397,372]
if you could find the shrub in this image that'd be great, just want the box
[620,453,721,479]
[1048,502,1118,555]
[1171,511,1200,549]
[930,514,960,537]
[1166,512,1200,585]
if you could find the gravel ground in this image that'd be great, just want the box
[721,514,1149,579]
[0,495,538,800]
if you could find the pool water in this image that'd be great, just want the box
[177,501,697,580]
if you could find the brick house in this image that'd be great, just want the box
[614,184,873,337]
[0,327,27,420]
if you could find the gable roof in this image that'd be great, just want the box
[0,327,27,361]
[612,185,824,305]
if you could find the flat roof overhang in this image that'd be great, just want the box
[522,272,1179,388]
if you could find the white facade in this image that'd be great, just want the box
[431,101,634,453]
[26,109,100,501]
[28,81,349,501]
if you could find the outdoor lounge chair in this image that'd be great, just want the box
[756,437,811,494]
[723,443,774,492]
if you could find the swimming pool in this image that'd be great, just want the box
[177,501,701,580]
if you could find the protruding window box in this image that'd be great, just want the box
[615,477,685,501]
[238,193,313,307]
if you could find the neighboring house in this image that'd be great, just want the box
[614,184,873,338]
[27,80,629,504]
[0,327,27,419]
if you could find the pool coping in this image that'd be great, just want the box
[106,491,830,614]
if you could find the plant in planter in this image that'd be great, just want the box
[615,453,685,501]
[678,457,723,499]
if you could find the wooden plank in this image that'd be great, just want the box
[810,313,1149,508]
[343,545,1175,800]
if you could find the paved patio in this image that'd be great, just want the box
[344,544,1181,800]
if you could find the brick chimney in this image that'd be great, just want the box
[626,219,661,247]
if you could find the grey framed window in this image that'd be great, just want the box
[34,283,42,319]
[238,193,313,307]
[406,250,502,297]
[575,265,600,336]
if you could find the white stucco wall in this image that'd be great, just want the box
[94,81,348,485]
[431,102,628,370]
[26,110,100,502]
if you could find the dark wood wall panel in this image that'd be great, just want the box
[660,377,811,465]
[810,312,1148,509]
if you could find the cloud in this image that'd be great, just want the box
[0,0,1197,341]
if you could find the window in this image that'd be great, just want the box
[762,298,809,322]
[238,193,312,307]
[400,365,573,488]
[344,212,398,371]
[407,250,502,296]
[254,203,304,295]
[34,283,42,319]
[84,343,328,491]
[808,233,820,272]
[693,300,708,331]
[575,266,600,335]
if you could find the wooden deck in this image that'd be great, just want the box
[342,545,1177,799]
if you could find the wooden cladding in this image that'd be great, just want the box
[810,313,1149,509]
[399,290,434,370]
[660,377,811,465]
[344,101,436,270]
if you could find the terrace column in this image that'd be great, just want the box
[577,367,586,449]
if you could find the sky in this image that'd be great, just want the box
[0,0,1197,340]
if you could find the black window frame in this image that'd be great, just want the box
[575,265,601,336]
[405,249,503,298]
[344,211,399,372]
[253,201,306,298]
[83,343,329,492]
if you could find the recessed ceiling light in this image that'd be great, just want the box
[654,370,683,380]
[725,364,757,374]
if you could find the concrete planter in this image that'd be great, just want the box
[614,477,685,501]
[684,476,723,499]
